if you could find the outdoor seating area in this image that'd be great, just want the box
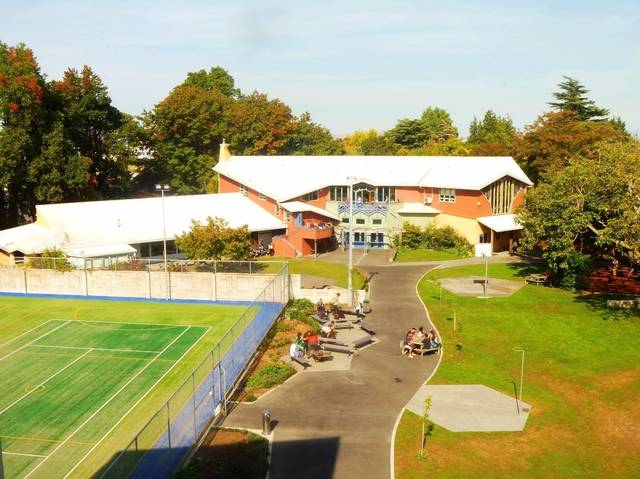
[525,273,550,286]
[401,326,441,358]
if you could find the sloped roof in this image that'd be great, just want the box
[396,203,441,214]
[280,201,340,221]
[477,214,523,232]
[0,223,64,254]
[63,244,136,258]
[34,193,286,248]
[214,155,533,202]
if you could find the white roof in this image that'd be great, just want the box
[31,193,286,250]
[396,203,441,215]
[214,155,533,202]
[477,214,523,232]
[279,201,340,221]
[63,244,136,258]
[0,223,64,254]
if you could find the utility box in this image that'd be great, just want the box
[262,410,272,435]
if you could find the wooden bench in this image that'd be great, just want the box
[400,340,440,357]
[525,273,549,286]
[310,349,333,362]
[291,355,311,369]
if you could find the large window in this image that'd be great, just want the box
[303,190,318,201]
[439,188,456,203]
[376,186,396,202]
[330,186,349,201]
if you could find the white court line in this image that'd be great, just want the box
[0,321,70,363]
[29,344,162,354]
[24,326,192,479]
[0,349,93,416]
[71,325,212,479]
[2,451,48,458]
[52,318,203,329]
[0,319,55,350]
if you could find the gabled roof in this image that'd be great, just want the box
[280,201,340,221]
[35,193,287,248]
[214,155,533,202]
[0,223,64,254]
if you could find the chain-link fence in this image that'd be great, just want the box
[96,263,288,479]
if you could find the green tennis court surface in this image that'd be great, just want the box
[0,297,249,479]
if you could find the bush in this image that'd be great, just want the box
[400,223,472,256]
[555,252,592,290]
[246,362,296,390]
[284,299,320,333]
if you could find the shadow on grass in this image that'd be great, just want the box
[504,261,546,278]
[573,293,640,321]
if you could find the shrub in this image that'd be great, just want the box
[27,248,73,271]
[401,223,425,249]
[400,223,472,256]
[246,362,296,390]
[284,299,320,333]
[555,251,592,290]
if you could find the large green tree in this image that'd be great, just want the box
[389,118,428,149]
[420,107,458,142]
[517,140,640,285]
[175,216,252,260]
[180,66,241,99]
[548,76,609,121]
[287,112,343,155]
[468,110,516,145]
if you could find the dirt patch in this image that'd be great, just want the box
[177,428,268,479]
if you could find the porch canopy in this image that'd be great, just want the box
[280,201,340,221]
[477,214,523,232]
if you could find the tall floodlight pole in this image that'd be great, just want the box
[347,176,355,306]
[514,347,525,404]
[155,184,171,300]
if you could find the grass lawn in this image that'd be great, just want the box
[0,296,247,479]
[394,247,467,262]
[257,257,366,289]
[395,263,640,479]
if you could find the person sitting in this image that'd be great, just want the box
[321,320,337,339]
[289,342,303,360]
[257,239,265,256]
[427,329,441,349]
[354,301,364,317]
[331,292,341,307]
[295,332,305,352]
[402,329,416,356]
[267,241,274,256]
[317,298,326,315]
[306,331,319,357]
[302,330,311,356]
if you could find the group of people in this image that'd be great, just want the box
[289,330,320,360]
[252,239,274,257]
[402,327,440,358]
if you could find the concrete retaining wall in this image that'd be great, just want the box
[0,269,362,304]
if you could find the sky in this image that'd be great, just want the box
[1,0,638,137]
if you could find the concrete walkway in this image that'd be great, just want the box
[223,261,439,479]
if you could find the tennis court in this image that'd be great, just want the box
[0,297,249,479]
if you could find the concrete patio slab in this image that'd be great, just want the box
[406,384,531,432]
[439,276,524,297]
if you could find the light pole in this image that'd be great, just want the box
[514,347,525,404]
[155,184,170,300]
[347,176,355,307]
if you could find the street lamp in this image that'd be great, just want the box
[514,347,525,405]
[155,184,171,300]
[347,176,355,307]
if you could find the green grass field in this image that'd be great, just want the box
[395,264,640,478]
[0,296,247,479]
[257,258,366,289]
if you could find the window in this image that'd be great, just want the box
[372,218,382,225]
[479,232,490,243]
[303,190,318,201]
[341,217,349,223]
[285,210,291,222]
[376,186,396,202]
[439,188,456,203]
[275,204,281,216]
[330,186,349,201]
[239,185,248,196]
[259,192,267,201]
[356,218,365,225]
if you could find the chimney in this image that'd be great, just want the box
[219,139,231,161]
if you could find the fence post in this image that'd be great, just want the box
[166,402,172,449]
[84,259,89,296]
[23,269,28,295]
[192,373,197,439]
[213,261,218,301]
[249,261,252,275]
[147,262,152,299]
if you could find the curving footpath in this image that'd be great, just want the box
[224,258,441,479]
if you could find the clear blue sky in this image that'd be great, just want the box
[2,0,638,137]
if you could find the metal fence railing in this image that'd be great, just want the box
[94,262,288,479]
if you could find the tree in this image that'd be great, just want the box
[287,112,343,155]
[517,140,640,287]
[228,91,297,155]
[548,76,609,121]
[420,107,458,142]
[359,131,399,155]
[468,110,516,145]
[414,137,469,156]
[180,66,240,98]
[512,110,625,183]
[175,217,252,260]
[339,129,379,155]
[389,118,428,149]
[143,85,233,193]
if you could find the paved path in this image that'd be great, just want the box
[224,262,439,479]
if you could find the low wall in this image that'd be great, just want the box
[0,268,288,303]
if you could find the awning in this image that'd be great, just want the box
[477,214,523,233]
[396,203,441,214]
[63,244,136,258]
[280,201,340,221]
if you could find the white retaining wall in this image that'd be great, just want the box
[0,269,364,304]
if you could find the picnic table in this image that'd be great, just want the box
[525,273,549,286]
